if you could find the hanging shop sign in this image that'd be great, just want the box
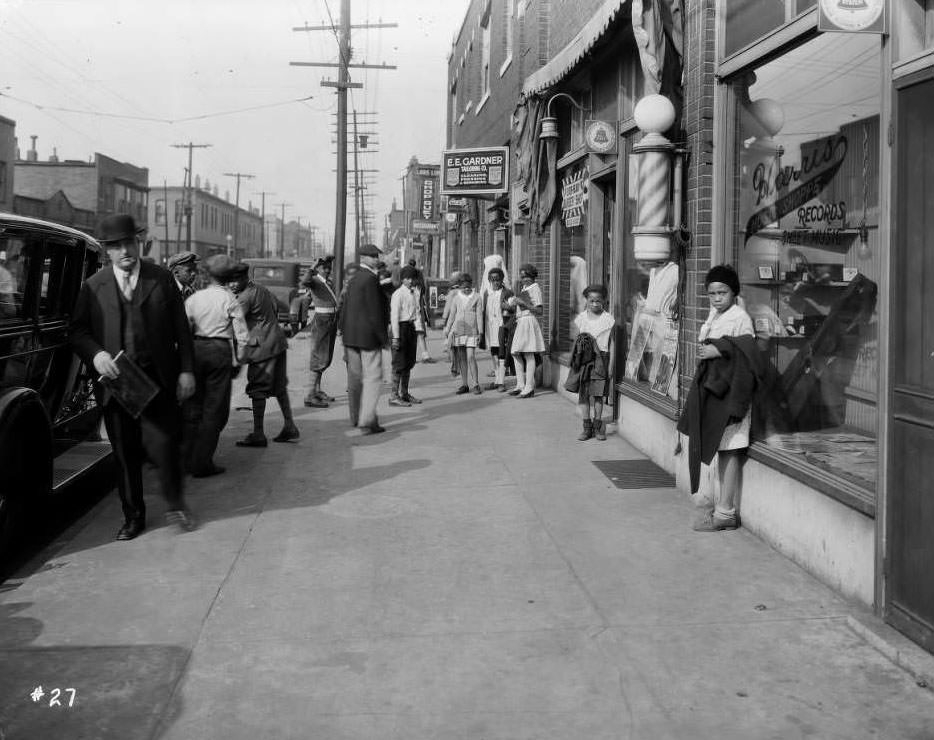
[420,174,437,220]
[446,197,468,211]
[560,165,589,228]
[818,0,887,34]
[441,147,509,195]
[585,120,617,154]
[412,219,440,234]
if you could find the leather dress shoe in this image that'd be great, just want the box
[236,434,268,448]
[191,465,225,478]
[116,519,145,541]
[273,427,300,443]
[402,394,422,404]
[165,508,198,532]
[315,391,336,402]
[304,397,329,408]
[455,385,470,395]
[359,424,385,436]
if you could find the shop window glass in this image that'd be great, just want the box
[729,33,881,490]
[723,0,816,58]
[620,134,680,402]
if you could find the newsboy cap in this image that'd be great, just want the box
[358,243,381,258]
[205,254,238,279]
[98,214,145,244]
[167,251,199,270]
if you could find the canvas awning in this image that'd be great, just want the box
[521,0,629,96]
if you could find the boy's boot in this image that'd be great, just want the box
[402,370,421,404]
[389,372,410,406]
[304,371,328,407]
[577,419,593,441]
[593,419,607,441]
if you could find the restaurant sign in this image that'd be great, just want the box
[442,147,509,195]
[412,219,440,234]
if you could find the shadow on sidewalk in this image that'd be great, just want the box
[0,601,188,740]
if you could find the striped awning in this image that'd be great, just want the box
[521,0,629,96]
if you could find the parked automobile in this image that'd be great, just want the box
[0,213,111,562]
[241,259,306,335]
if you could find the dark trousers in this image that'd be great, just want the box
[103,389,184,523]
[183,338,233,474]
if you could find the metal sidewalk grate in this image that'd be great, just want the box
[592,459,676,489]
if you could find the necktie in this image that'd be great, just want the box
[121,272,133,301]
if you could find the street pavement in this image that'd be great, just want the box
[2,330,933,740]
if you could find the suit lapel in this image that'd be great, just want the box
[134,263,158,306]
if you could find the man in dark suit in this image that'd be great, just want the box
[70,214,197,540]
[338,243,389,435]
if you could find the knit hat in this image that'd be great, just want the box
[705,264,741,295]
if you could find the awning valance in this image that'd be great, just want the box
[521,0,629,96]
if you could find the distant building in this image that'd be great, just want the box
[148,183,261,264]
[390,157,440,276]
[0,117,15,212]
[14,139,148,235]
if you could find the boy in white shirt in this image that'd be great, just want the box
[389,265,424,406]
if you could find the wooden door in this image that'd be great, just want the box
[888,72,934,653]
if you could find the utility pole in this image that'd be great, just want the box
[223,172,254,256]
[291,5,396,293]
[253,191,275,257]
[353,110,361,262]
[274,202,291,259]
[171,142,211,252]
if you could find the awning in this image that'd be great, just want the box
[521,0,629,96]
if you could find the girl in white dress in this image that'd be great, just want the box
[508,263,546,398]
[694,264,754,531]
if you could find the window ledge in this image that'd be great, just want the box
[499,56,513,77]
[476,91,490,113]
[616,381,679,420]
[747,443,876,518]
[458,113,465,126]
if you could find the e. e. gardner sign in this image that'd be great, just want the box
[442,147,509,196]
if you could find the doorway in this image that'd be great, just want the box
[888,71,934,653]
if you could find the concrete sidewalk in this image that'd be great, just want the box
[2,331,933,739]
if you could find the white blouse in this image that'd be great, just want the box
[573,310,616,351]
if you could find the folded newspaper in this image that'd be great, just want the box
[100,350,159,418]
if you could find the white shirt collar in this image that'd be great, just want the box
[112,259,141,288]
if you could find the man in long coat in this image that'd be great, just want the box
[338,243,389,435]
[70,214,197,540]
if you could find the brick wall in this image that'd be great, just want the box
[679,0,717,399]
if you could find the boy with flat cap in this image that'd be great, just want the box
[228,262,300,446]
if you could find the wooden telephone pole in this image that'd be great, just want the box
[223,172,254,257]
[171,142,211,252]
[291,3,396,293]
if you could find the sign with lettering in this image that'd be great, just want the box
[560,165,589,228]
[412,219,440,234]
[818,0,887,33]
[744,134,848,244]
[585,120,617,154]
[442,147,509,195]
[420,175,437,220]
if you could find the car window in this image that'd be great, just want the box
[0,236,30,324]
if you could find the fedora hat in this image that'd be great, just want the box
[98,214,145,245]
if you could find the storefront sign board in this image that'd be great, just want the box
[560,165,589,228]
[442,147,509,195]
[817,0,887,33]
[412,219,440,234]
[585,120,617,154]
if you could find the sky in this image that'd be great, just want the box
[0,0,471,248]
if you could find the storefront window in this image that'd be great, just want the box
[621,132,679,402]
[729,32,882,490]
[724,0,816,58]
